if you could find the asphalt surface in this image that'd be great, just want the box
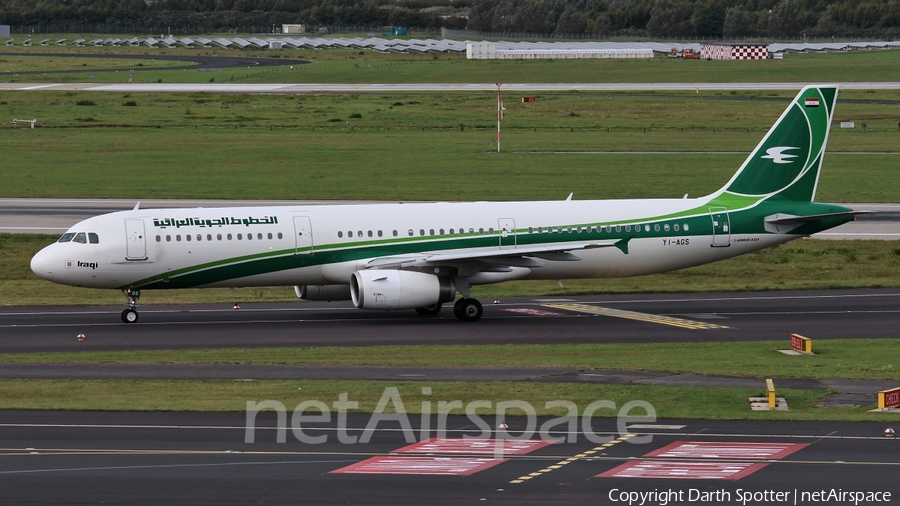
[3,52,308,74]
[1,198,898,238]
[2,289,898,353]
[0,411,897,505]
[5,81,900,92]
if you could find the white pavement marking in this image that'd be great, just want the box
[0,459,359,475]
[330,456,505,476]
[645,441,808,460]
[598,461,767,480]
[393,438,550,456]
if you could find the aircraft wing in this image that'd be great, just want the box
[365,238,630,270]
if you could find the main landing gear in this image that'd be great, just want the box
[453,298,483,322]
[121,288,140,323]
[414,299,483,321]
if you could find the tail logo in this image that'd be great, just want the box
[761,146,800,164]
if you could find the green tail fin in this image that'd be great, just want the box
[721,85,837,202]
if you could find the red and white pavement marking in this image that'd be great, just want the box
[393,438,551,456]
[645,441,808,460]
[597,461,767,480]
[330,456,506,476]
[500,308,564,316]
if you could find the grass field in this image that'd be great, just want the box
[3,45,900,84]
[1,90,898,201]
[3,339,897,380]
[3,379,892,421]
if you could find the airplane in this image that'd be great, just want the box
[31,85,861,323]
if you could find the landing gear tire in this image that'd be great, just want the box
[453,298,483,322]
[121,308,139,323]
[415,303,442,316]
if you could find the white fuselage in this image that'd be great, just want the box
[30,197,792,291]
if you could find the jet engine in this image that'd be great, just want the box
[294,284,352,301]
[350,270,455,310]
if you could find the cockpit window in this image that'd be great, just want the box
[72,233,87,244]
[88,233,99,244]
[58,233,76,243]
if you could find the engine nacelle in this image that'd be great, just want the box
[350,270,455,310]
[294,284,352,301]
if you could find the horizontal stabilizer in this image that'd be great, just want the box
[764,211,869,234]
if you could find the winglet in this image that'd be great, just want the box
[614,236,631,254]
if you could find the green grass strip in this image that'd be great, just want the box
[4,339,898,381]
[0,379,896,421]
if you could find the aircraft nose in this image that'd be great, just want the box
[31,246,56,281]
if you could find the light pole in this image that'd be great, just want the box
[496,82,504,153]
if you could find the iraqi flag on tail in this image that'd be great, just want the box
[805,97,820,108]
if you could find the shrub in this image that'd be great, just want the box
[75,100,95,106]
[349,113,362,118]
[123,101,137,107]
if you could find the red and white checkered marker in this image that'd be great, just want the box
[886,428,895,437]
[233,303,240,310]
[77,333,85,341]
[497,423,508,429]
[493,299,500,304]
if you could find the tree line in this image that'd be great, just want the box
[2,0,899,38]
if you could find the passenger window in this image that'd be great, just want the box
[186,235,192,242]
[73,233,87,244]
[664,224,670,232]
[88,233,99,244]
[58,233,76,243]
[278,232,283,239]
[378,230,383,237]
[392,230,398,237]
[166,235,171,242]
[625,225,631,232]
[227,234,233,240]
[338,231,343,238]
[684,224,690,231]
[176,235,182,242]
[479,228,484,234]
[528,227,533,234]
[197,234,202,241]
[449,228,455,234]
[208,234,213,241]
[654,224,661,232]
[348,231,353,238]
[615,225,621,233]
[557,226,562,233]
[489,228,494,234]
[217,234,223,241]
[247,233,252,240]
[605,225,611,233]
[237,234,242,240]
[358,231,363,238]
[645,225,651,232]
[420,229,425,236]
[674,224,680,232]
[408,229,414,237]
[469,228,474,234]
[439,229,444,235]
[155,235,161,242]
[430,229,435,236]
[368,231,373,237]
[258,233,263,240]
[268,233,273,240]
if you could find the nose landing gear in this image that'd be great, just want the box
[121,288,140,323]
